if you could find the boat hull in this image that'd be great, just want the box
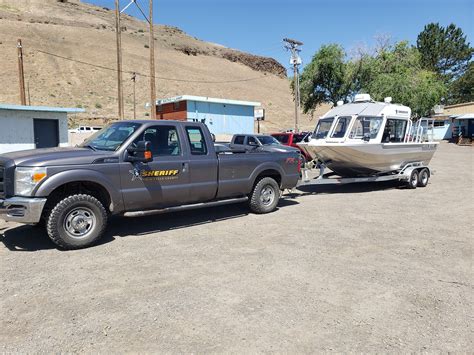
[298,141,438,177]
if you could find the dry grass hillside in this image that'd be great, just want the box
[0,0,328,132]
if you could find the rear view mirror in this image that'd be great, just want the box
[127,140,153,163]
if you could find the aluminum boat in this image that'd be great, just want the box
[298,94,438,177]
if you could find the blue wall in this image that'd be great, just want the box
[186,101,254,135]
[432,120,452,140]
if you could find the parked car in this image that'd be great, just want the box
[0,121,300,249]
[271,132,312,162]
[229,134,300,154]
[68,126,102,134]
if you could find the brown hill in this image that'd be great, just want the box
[0,0,328,131]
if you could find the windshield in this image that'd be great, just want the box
[349,116,383,140]
[257,135,281,145]
[313,118,334,139]
[80,122,142,151]
[272,134,290,144]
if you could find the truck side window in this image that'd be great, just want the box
[134,125,181,156]
[234,135,245,145]
[247,136,258,145]
[186,127,207,155]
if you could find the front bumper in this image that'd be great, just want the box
[0,197,47,224]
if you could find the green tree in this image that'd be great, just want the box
[417,23,472,80]
[359,42,447,117]
[449,62,474,104]
[299,44,361,115]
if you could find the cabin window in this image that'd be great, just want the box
[313,118,334,139]
[349,116,383,139]
[330,117,351,138]
[382,119,407,142]
[434,121,445,127]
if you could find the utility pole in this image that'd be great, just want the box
[119,0,156,119]
[284,38,303,132]
[17,39,27,105]
[149,0,157,119]
[131,72,136,119]
[115,0,124,119]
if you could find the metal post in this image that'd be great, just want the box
[149,0,157,120]
[17,39,26,105]
[132,72,136,120]
[115,0,124,119]
[294,63,300,132]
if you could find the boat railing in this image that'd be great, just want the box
[405,117,435,143]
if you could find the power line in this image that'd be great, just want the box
[32,49,268,84]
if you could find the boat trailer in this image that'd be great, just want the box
[299,161,432,189]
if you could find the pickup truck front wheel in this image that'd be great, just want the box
[46,194,108,249]
[249,177,280,214]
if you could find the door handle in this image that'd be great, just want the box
[182,162,189,173]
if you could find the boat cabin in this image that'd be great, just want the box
[312,94,425,144]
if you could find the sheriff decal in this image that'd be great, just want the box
[130,168,180,181]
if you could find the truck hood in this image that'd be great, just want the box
[0,147,115,167]
[258,145,300,154]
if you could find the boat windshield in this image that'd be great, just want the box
[349,116,383,140]
[79,122,142,151]
[313,118,334,139]
[330,116,351,138]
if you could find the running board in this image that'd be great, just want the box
[124,197,248,218]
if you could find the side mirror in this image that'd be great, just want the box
[211,133,216,143]
[363,133,371,142]
[127,140,153,163]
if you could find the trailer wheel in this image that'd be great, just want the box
[418,168,430,187]
[249,177,280,214]
[407,170,419,189]
[46,194,108,249]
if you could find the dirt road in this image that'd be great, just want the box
[0,142,472,352]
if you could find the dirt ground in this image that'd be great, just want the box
[0,142,472,352]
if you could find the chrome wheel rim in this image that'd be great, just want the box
[411,173,418,187]
[260,185,275,206]
[64,207,96,239]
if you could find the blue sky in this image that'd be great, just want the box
[84,0,473,71]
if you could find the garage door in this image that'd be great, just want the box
[33,119,59,149]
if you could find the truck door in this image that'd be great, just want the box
[120,124,191,210]
[184,125,218,202]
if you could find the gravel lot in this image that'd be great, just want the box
[0,142,472,352]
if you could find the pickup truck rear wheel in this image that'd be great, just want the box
[249,177,280,214]
[46,194,108,249]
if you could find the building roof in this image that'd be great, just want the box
[0,103,85,113]
[452,113,474,120]
[156,95,261,107]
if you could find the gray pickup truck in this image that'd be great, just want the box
[0,121,300,249]
[230,134,300,154]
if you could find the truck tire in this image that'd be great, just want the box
[249,177,280,214]
[407,170,419,189]
[46,194,108,249]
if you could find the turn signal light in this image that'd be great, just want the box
[32,172,47,183]
[144,151,152,160]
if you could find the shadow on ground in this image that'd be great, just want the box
[297,180,403,195]
[0,199,299,252]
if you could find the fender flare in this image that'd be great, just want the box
[248,162,285,190]
[34,169,124,213]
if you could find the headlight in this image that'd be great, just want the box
[14,167,47,196]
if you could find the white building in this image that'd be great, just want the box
[0,104,84,154]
